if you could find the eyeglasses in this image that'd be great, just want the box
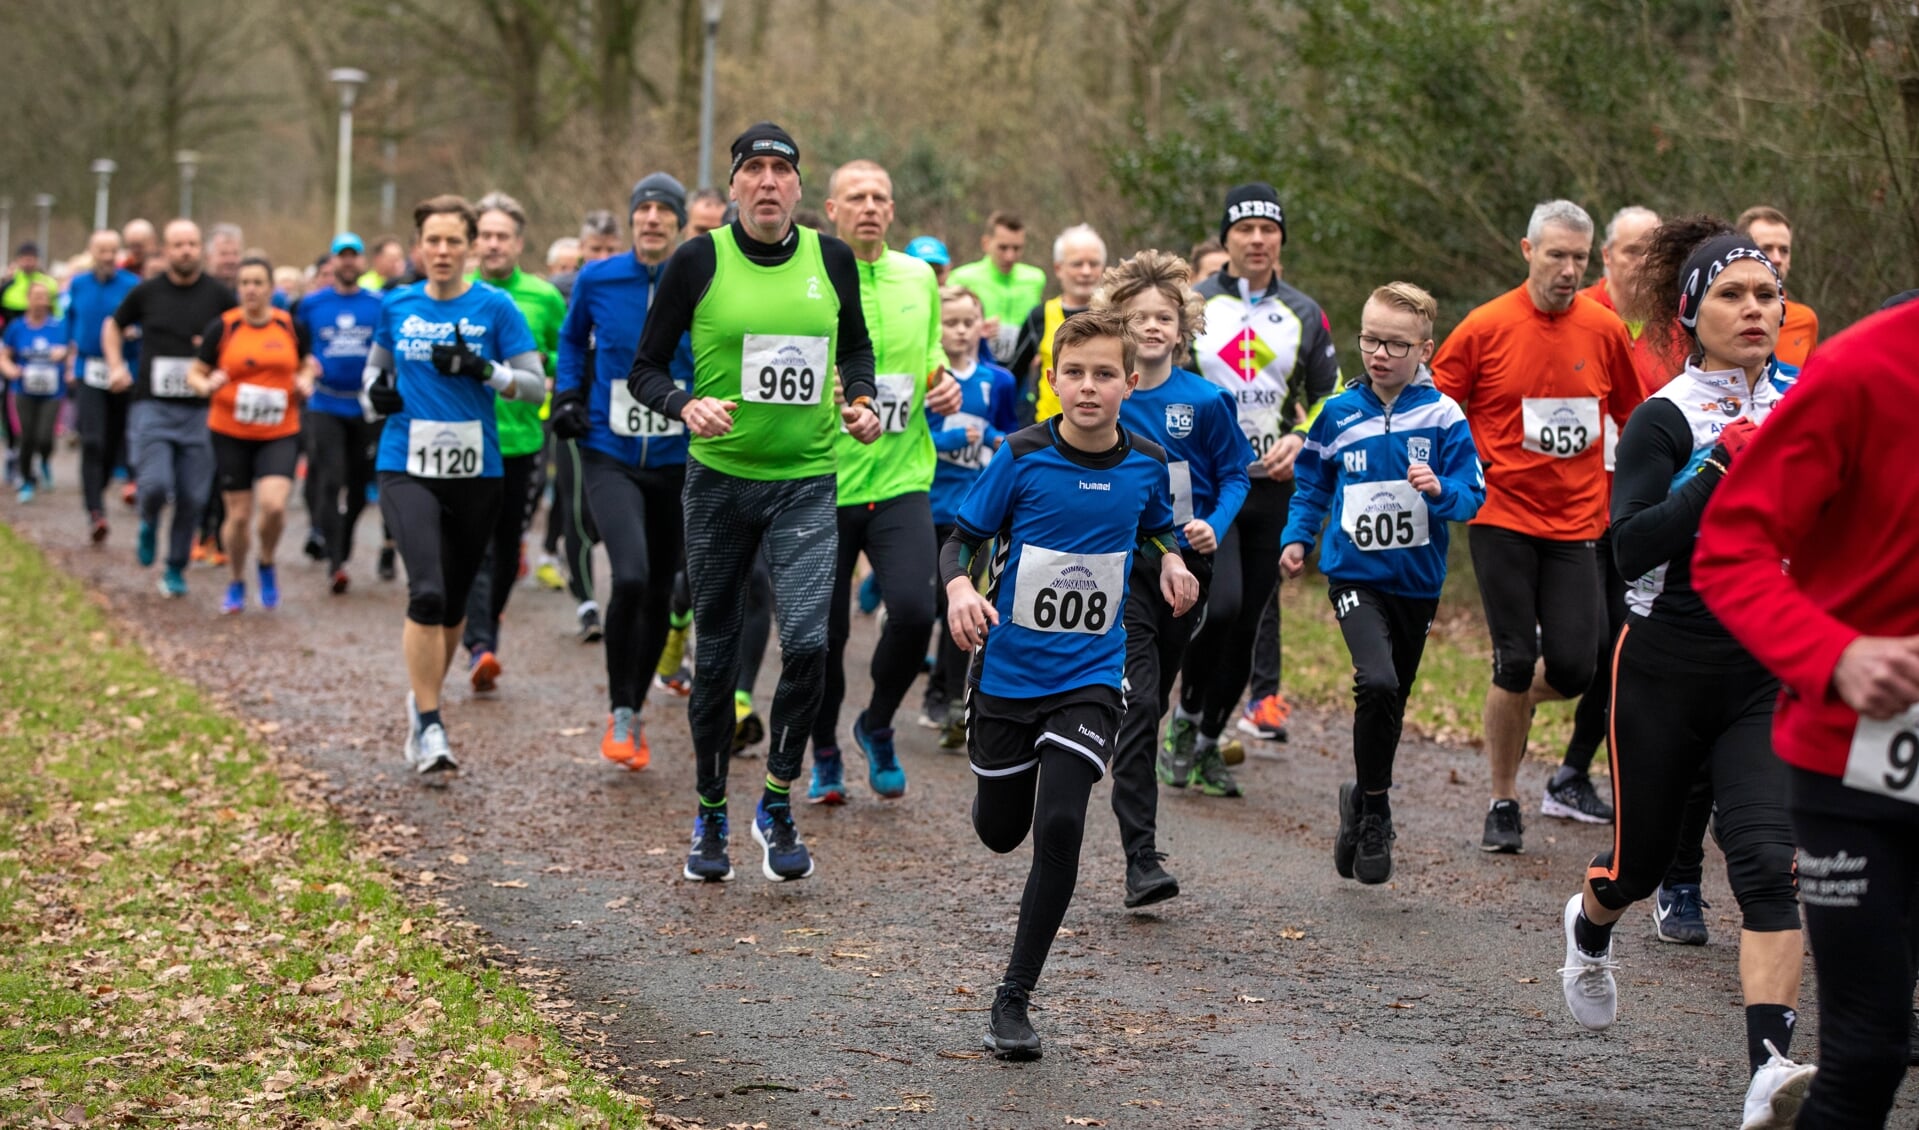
[1355,334,1422,358]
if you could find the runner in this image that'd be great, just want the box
[1555,219,1807,1130]
[462,191,565,692]
[0,243,56,322]
[187,256,312,614]
[1737,206,1818,368]
[551,172,693,769]
[807,158,962,805]
[625,122,880,882]
[1431,199,1639,852]
[66,229,140,542]
[102,220,237,597]
[1694,281,1919,1130]
[120,220,158,279]
[1014,224,1107,422]
[359,237,408,290]
[686,189,728,238]
[947,211,1047,364]
[293,234,385,593]
[361,194,545,776]
[904,235,951,285]
[549,210,621,300]
[922,284,1018,743]
[1280,282,1483,884]
[1188,238,1228,285]
[1168,183,1340,797]
[0,280,69,503]
[1095,250,1252,907]
[205,225,244,290]
[943,309,1197,1059]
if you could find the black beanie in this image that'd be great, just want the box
[629,172,688,228]
[729,122,801,182]
[1220,183,1286,244]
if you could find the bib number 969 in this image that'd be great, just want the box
[755,364,816,404]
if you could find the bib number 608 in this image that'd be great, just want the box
[1032,587,1108,632]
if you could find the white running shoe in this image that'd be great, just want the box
[415,723,459,775]
[1740,1039,1815,1129]
[1558,894,1618,1031]
[402,693,423,768]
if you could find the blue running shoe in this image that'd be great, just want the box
[136,520,157,567]
[683,807,734,882]
[808,747,846,805]
[222,580,245,615]
[753,798,815,881]
[1652,883,1709,946]
[857,572,881,615]
[158,567,188,598]
[257,564,280,610]
[16,483,34,504]
[853,711,907,798]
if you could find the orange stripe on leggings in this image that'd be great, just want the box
[1588,622,1631,886]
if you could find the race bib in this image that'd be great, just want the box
[1603,415,1620,473]
[21,362,60,396]
[609,380,683,438]
[990,324,1020,366]
[937,411,990,469]
[407,418,483,479]
[150,357,195,398]
[83,358,112,390]
[1241,408,1283,462]
[1011,544,1125,635]
[874,374,916,434]
[1168,461,1194,526]
[1844,705,1919,806]
[233,383,288,427]
[1341,480,1430,551]
[1521,397,1600,458]
[740,334,828,405]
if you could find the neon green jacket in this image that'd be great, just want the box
[947,257,1046,329]
[834,250,944,505]
[470,267,563,457]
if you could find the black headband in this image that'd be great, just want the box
[1677,233,1778,333]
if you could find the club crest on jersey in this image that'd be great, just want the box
[1406,437,1432,463]
[1164,402,1194,439]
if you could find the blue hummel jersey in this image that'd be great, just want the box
[296,285,385,418]
[556,252,693,468]
[957,420,1176,699]
[374,281,536,479]
[926,358,1018,526]
[1282,372,1484,600]
[1118,367,1254,549]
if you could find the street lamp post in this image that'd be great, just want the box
[32,194,53,262]
[329,67,369,236]
[0,198,11,259]
[697,0,724,190]
[91,159,117,231]
[379,77,399,230]
[175,151,200,220]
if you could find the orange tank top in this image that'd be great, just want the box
[208,307,303,441]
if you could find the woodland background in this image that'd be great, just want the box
[5,0,1919,335]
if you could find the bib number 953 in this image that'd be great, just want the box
[1846,706,1919,805]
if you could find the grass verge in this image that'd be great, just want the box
[0,523,653,1128]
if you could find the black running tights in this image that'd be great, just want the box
[975,744,1103,992]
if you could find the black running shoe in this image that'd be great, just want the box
[578,605,603,643]
[302,531,327,561]
[1481,798,1524,854]
[377,545,397,582]
[1334,781,1361,879]
[1353,811,1396,885]
[984,981,1041,1060]
[683,807,734,882]
[1123,851,1179,909]
[1541,771,1614,824]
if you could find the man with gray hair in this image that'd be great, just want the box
[1432,199,1641,853]
[1012,223,1107,422]
[205,223,244,290]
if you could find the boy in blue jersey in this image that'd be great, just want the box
[1279,283,1484,884]
[943,309,1199,1060]
[922,283,1018,742]
[295,234,385,591]
[1094,250,1254,909]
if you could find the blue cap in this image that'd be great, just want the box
[904,235,949,267]
[331,232,365,255]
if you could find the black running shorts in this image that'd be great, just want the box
[967,685,1124,781]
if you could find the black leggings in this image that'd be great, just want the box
[1787,766,1918,1129]
[76,383,131,513]
[1585,618,1800,933]
[555,436,597,605]
[377,472,503,628]
[1468,525,1602,697]
[305,412,377,572]
[462,451,546,654]
[928,523,969,705]
[1112,550,1209,859]
[581,452,684,711]
[1179,477,1291,738]
[975,742,1105,992]
[14,396,57,487]
[1332,584,1437,795]
[738,551,773,695]
[814,491,938,747]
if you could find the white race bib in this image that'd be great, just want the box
[1603,415,1620,473]
[1844,705,1919,806]
[407,418,483,479]
[1240,408,1283,462]
[233,383,288,427]
[1011,545,1125,635]
[1521,396,1600,458]
[609,380,683,438]
[1168,461,1194,526]
[1341,479,1430,551]
[21,362,60,396]
[874,374,916,434]
[937,411,990,469]
[83,357,112,390]
[150,357,195,398]
[990,324,1020,366]
[740,334,828,405]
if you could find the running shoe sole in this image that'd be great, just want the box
[1123,872,1179,909]
[470,652,502,694]
[1742,1063,1816,1129]
[982,1033,1042,1061]
[1540,792,1612,825]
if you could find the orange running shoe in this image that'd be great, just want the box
[601,708,649,770]
[469,649,501,694]
[1235,693,1292,742]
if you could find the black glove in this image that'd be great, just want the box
[431,326,491,380]
[367,369,404,417]
[551,391,590,440]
